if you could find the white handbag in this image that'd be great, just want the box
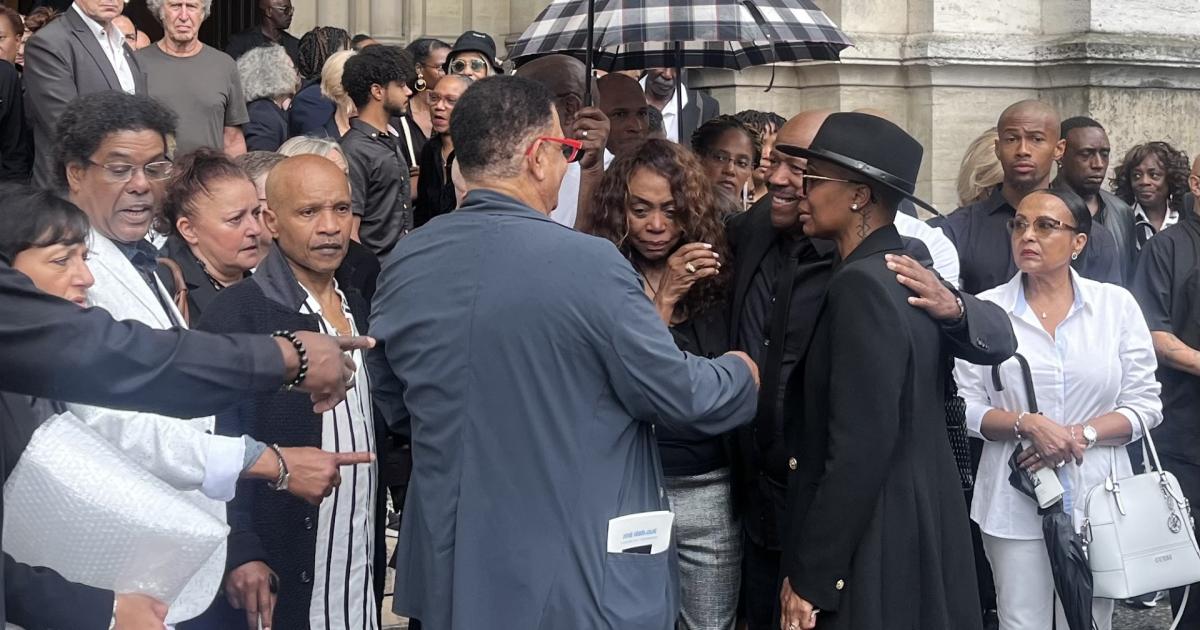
[1082,408,1200,601]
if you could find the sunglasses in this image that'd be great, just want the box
[1006,216,1079,237]
[526,136,583,163]
[450,58,490,74]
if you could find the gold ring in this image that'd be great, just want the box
[685,263,697,274]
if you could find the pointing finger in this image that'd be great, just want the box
[336,335,376,351]
[333,451,376,466]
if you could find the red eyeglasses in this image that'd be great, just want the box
[526,136,584,163]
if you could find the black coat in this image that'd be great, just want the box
[288,79,335,138]
[0,258,288,626]
[194,246,372,630]
[779,225,982,629]
[244,98,290,152]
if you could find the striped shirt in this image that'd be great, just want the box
[299,283,378,629]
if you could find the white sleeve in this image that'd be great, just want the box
[954,357,993,439]
[64,403,246,501]
[1112,288,1164,442]
[893,213,962,288]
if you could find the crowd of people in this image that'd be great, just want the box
[0,1,1198,630]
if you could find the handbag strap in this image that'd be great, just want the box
[1116,406,1165,474]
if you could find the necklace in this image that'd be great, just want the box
[634,263,659,298]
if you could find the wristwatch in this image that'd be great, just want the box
[1082,424,1098,449]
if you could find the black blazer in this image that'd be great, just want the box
[287,79,335,139]
[779,226,983,629]
[679,87,720,143]
[244,98,289,152]
[195,246,371,630]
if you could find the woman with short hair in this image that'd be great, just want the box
[1112,141,1191,249]
[237,44,300,152]
[955,187,1163,630]
[319,49,357,139]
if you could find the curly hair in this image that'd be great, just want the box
[589,138,731,317]
[341,45,416,109]
[21,7,58,35]
[160,148,253,236]
[734,109,786,138]
[298,26,351,80]
[692,114,762,167]
[146,0,212,22]
[1112,141,1191,214]
[237,44,298,102]
[55,91,177,186]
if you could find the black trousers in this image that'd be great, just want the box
[742,535,782,630]
[1163,453,1200,626]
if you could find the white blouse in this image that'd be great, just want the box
[954,270,1163,540]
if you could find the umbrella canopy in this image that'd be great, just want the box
[508,0,852,71]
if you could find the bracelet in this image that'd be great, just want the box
[1015,412,1030,440]
[273,330,308,390]
[267,443,289,491]
[1070,425,1078,444]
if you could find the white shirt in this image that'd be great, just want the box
[299,283,378,629]
[954,270,1163,540]
[894,212,961,288]
[1133,202,1180,249]
[71,3,136,94]
[641,76,689,143]
[551,149,615,228]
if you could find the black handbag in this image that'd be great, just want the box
[945,376,975,491]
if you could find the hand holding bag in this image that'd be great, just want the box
[1082,408,1200,603]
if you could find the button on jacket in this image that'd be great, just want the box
[341,118,413,255]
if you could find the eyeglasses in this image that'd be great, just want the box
[799,173,861,195]
[1007,216,1079,237]
[269,4,294,15]
[450,58,490,75]
[526,136,583,163]
[705,152,753,171]
[428,93,459,108]
[85,159,174,183]
[420,61,446,75]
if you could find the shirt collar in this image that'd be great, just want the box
[1133,203,1180,231]
[640,77,690,116]
[72,3,117,43]
[999,267,1090,319]
[111,237,160,275]
[982,185,1014,215]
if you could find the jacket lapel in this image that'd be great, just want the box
[86,230,173,328]
[66,9,122,91]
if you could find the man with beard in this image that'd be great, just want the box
[1053,116,1136,283]
[936,100,1122,295]
[196,155,378,630]
[340,45,417,255]
[226,0,300,67]
[642,67,719,143]
[727,109,1016,630]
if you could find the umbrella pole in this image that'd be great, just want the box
[674,41,683,142]
[584,0,595,106]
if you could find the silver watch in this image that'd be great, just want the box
[1082,424,1098,449]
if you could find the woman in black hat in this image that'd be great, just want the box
[775,112,983,630]
[445,30,503,80]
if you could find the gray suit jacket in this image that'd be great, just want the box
[370,189,757,630]
[1098,188,1136,284]
[22,6,147,188]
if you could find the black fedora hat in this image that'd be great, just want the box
[774,112,940,216]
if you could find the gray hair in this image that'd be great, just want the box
[146,0,213,23]
[238,44,299,102]
[278,136,348,174]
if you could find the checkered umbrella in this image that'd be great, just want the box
[508,0,852,71]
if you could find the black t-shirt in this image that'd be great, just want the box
[1130,209,1200,461]
[225,28,301,68]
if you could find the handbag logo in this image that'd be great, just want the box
[1170,512,1184,534]
[1156,554,1174,564]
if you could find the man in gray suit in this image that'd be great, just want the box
[370,75,760,630]
[23,0,146,188]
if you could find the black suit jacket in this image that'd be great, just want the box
[244,98,289,152]
[22,7,147,188]
[0,259,287,626]
[725,197,1016,549]
[780,226,982,629]
[679,87,720,143]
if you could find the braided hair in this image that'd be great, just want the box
[298,26,351,80]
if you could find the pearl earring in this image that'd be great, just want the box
[851,204,859,210]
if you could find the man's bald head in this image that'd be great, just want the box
[597,73,650,157]
[762,109,834,232]
[516,55,587,127]
[266,155,350,214]
[997,100,1061,140]
[265,155,353,276]
[995,100,1063,195]
[775,109,834,156]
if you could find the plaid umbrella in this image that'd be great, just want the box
[508,0,852,71]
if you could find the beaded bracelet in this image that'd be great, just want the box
[1014,411,1030,440]
[273,330,308,390]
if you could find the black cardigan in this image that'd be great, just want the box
[194,246,371,630]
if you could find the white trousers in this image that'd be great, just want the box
[982,533,1113,630]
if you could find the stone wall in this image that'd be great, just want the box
[288,0,1200,214]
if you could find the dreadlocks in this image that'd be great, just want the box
[298,26,352,80]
